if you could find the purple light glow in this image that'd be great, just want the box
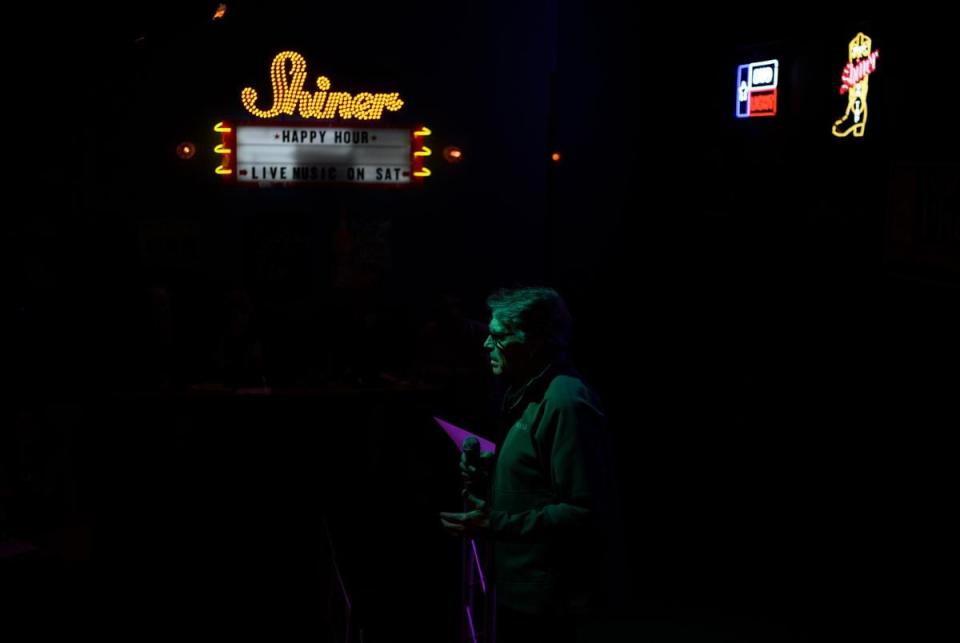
[434,417,497,454]
[335,565,352,612]
[471,538,487,594]
[465,605,478,643]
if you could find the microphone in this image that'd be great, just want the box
[461,437,486,499]
[462,437,480,469]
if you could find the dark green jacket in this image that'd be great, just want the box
[487,361,618,614]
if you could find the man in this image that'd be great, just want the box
[440,287,621,643]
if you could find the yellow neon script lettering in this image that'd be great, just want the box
[241,51,404,120]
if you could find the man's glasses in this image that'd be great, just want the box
[487,331,510,349]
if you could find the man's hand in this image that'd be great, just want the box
[439,491,490,538]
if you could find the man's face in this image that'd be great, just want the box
[484,315,530,379]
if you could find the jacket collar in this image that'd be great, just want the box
[502,356,574,416]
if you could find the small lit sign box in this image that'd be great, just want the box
[736,59,779,118]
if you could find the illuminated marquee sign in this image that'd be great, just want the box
[241,51,404,121]
[832,33,878,138]
[736,59,779,118]
[214,122,431,185]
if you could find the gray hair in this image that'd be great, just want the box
[486,287,572,353]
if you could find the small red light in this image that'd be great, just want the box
[176,142,196,160]
[443,146,463,163]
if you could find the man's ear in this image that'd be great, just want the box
[526,335,547,359]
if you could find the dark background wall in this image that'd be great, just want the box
[6,3,957,641]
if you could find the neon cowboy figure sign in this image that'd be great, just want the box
[832,33,879,137]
